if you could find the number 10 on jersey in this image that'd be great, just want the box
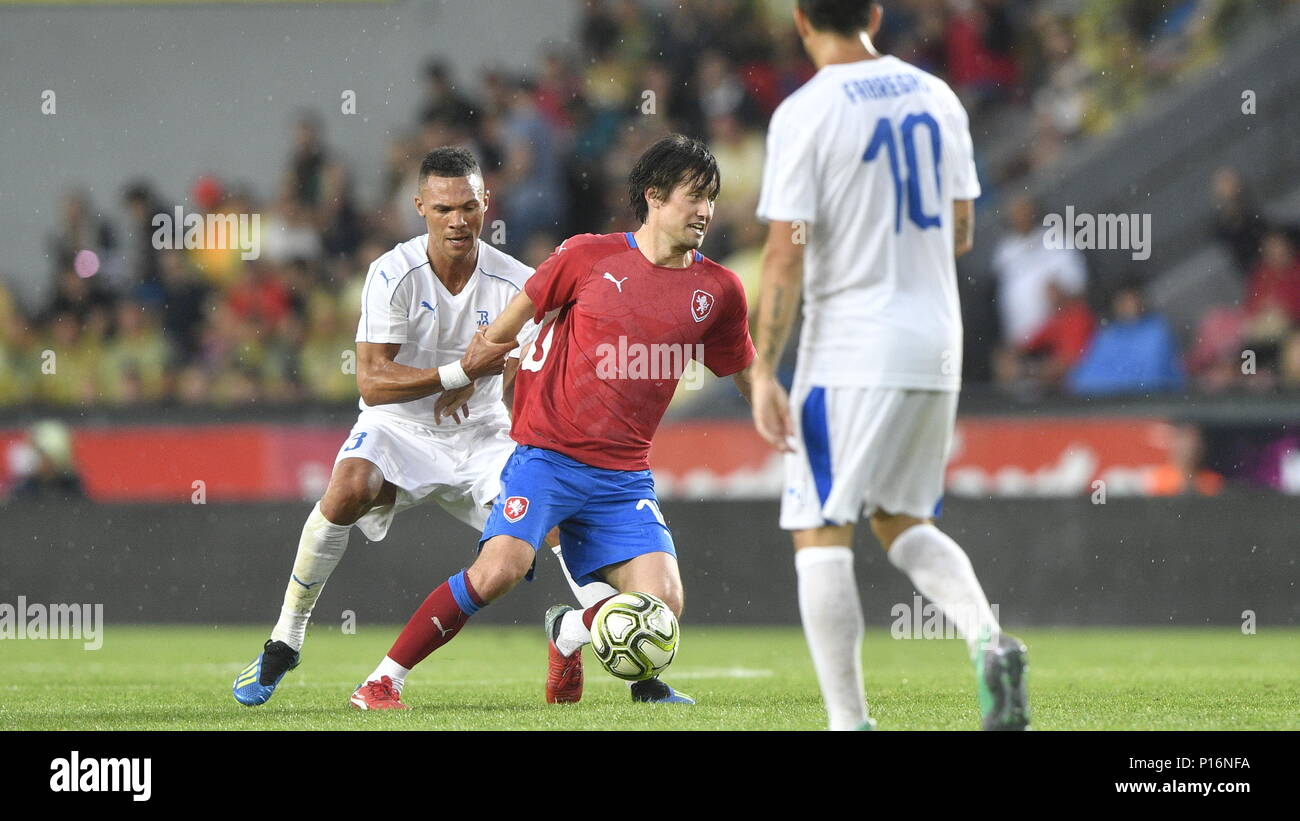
[863,112,943,234]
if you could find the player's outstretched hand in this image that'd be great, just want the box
[752,373,795,453]
[461,329,516,379]
[435,383,475,424]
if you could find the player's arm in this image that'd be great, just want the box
[502,355,521,414]
[749,220,804,452]
[459,288,536,381]
[954,199,975,257]
[731,364,754,406]
[357,341,508,406]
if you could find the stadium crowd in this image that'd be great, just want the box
[0,0,1294,408]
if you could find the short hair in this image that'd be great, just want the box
[418,147,482,189]
[627,135,722,224]
[798,0,875,37]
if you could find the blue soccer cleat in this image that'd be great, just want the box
[232,639,300,706]
[630,677,695,705]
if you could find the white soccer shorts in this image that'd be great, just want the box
[780,385,958,530]
[333,409,516,540]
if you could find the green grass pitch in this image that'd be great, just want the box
[2,626,1296,730]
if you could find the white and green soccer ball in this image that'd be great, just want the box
[589,592,679,681]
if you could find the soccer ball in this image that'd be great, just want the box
[589,592,679,681]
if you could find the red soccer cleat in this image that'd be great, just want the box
[349,675,409,710]
[544,605,583,704]
[546,640,584,704]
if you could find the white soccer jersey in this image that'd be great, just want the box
[757,55,981,391]
[355,236,538,428]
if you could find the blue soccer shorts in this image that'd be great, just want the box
[480,445,677,586]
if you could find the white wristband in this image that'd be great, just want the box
[438,360,471,390]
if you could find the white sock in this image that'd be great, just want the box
[269,503,352,652]
[887,523,1000,658]
[366,656,411,693]
[550,544,612,658]
[795,546,868,731]
[555,609,590,658]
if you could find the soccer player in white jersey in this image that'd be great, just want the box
[232,147,539,707]
[749,0,1029,731]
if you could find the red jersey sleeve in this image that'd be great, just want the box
[524,234,599,321]
[699,272,756,377]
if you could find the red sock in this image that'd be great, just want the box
[581,595,617,630]
[387,571,484,669]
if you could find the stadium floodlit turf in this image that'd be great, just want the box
[2,626,1296,730]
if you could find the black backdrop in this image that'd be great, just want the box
[1,496,1296,627]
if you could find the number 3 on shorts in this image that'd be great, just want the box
[343,431,368,452]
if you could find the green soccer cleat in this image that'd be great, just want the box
[975,632,1030,731]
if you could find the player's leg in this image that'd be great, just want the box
[864,389,1028,730]
[350,533,533,710]
[545,540,691,703]
[352,445,578,708]
[598,550,683,615]
[781,383,873,730]
[873,510,1027,730]
[543,531,592,704]
[233,457,391,706]
[552,476,695,704]
[788,523,870,732]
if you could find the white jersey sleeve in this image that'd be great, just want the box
[756,100,821,224]
[356,260,414,345]
[939,84,981,201]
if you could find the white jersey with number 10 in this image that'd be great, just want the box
[757,54,981,391]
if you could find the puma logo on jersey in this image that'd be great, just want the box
[420,300,436,312]
[378,270,392,284]
[604,272,629,293]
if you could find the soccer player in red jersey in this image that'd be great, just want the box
[363,135,756,706]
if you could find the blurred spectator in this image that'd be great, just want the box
[47,190,116,281]
[0,285,38,406]
[158,250,211,364]
[99,301,169,405]
[420,60,480,131]
[990,194,1089,346]
[1146,422,1224,496]
[5,421,85,502]
[120,181,164,300]
[498,79,567,255]
[1212,167,1268,277]
[996,280,1095,394]
[945,0,1022,109]
[1244,231,1300,323]
[286,113,329,208]
[1067,281,1186,396]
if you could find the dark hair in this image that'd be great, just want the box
[627,134,721,224]
[418,147,482,187]
[798,0,875,37]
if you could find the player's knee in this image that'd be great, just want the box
[468,538,535,601]
[321,463,384,524]
[660,587,684,618]
[640,581,683,618]
[870,510,925,551]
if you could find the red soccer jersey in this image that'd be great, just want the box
[513,232,755,470]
